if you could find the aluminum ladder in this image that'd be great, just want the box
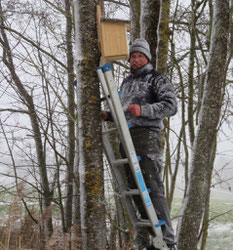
[97,62,168,250]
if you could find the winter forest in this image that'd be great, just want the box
[0,0,233,249]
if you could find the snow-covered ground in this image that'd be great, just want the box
[206,223,233,250]
[171,168,233,250]
[172,181,233,250]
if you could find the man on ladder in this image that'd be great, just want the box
[101,38,177,250]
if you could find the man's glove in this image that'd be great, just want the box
[127,104,141,117]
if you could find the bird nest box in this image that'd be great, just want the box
[97,5,130,64]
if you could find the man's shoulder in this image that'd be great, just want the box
[147,69,168,84]
[150,69,167,79]
[122,74,133,84]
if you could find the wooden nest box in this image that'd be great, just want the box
[97,5,130,64]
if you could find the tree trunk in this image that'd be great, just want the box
[64,0,76,233]
[73,1,106,249]
[73,92,81,248]
[200,136,217,250]
[156,0,171,73]
[177,0,230,249]
[140,0,161,68]
[187,0,197,146]
[129,0,141,42]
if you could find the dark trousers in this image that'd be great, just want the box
[120,127,176,246]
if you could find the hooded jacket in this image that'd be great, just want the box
[120,63,177,131]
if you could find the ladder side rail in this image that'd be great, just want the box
[97,67,129,150]
[97,68,120,129]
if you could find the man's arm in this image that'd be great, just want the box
[141,75,177,119]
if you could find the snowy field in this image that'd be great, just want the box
[205,192,233,250]
[206,222,233,250]
[172,185,233,250]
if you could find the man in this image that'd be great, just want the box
[102,38,177,250]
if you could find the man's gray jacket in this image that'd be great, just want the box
[120,63,177,131]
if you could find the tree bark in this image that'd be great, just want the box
[140,0,161,68]
[129,0,141,43]
[187,0,197,147]
[177,0,230,249]
[156,0,171,73]
[200,136,217,250]
[64,0,76,233]
[73,1,106,249]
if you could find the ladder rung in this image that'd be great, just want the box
[112,158,128,166]
[102,127,117,135]
[135,219,152,227]
[123,189,140,196]
[100,95,110,102]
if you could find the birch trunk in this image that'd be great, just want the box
[73,1,106,249]
[177,0,230,249]
[140,0,161,68]
[130,0,141,42]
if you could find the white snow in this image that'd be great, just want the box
[73,1,86,249]
[73,0,84,63]
[209,223,233,233]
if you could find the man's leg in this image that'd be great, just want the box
[141,153,175,245]
[131,129,176,246]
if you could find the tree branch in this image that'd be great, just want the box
[0,25,67,70]
[104,0,129,8]
[0,108,29,114]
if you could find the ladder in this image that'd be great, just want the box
[97,62,168,250]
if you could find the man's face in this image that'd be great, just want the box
[130,52,148,70]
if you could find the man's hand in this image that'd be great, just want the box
[127,104,141,117]
[101,110,108,120]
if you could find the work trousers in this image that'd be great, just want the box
[120,127,176,246]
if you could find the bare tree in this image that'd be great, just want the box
[73,0,106,249]
[177,0,230,249]
[0,0,79,247]
[0,0,53,236]
[140,0,161,68]
[129,0,140,42]
[64,0,76,233]
[156,0,171,74]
